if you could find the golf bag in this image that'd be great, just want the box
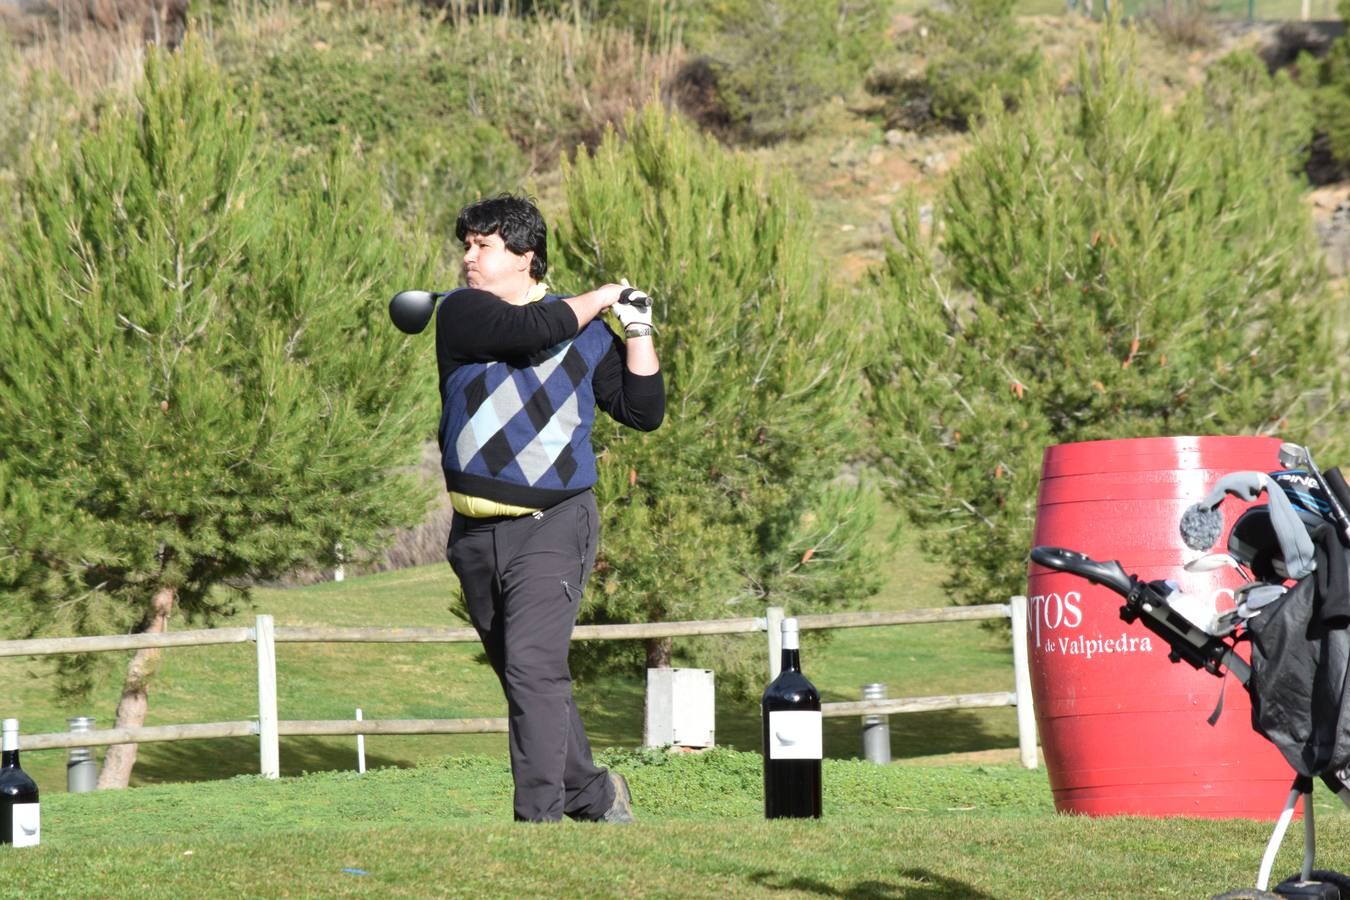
[1031,442,1350,899]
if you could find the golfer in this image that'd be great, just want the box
[437,195,663,823]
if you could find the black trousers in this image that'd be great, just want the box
[446,489,613,822]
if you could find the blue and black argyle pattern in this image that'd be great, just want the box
[439,298,614,508]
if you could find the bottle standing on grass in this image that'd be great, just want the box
[1,718,39,847]
[762,618,822,819]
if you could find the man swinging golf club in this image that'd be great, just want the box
[392,194,663,823]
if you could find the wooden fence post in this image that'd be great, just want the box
[1009,596,1038,769]
[765,607,784,681]
[255,615,280,779]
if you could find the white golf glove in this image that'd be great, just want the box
[614,278,654,331]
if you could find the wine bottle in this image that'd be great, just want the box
[762,617,822,819]
[1,718,40,848]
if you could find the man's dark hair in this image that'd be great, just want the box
[455,195,548,280]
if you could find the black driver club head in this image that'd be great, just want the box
[389,290,438,334]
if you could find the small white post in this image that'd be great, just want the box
[355,708,366,774]
[766,607,785,681]
[255,614,280,779]
[334,542,345,583]
[1009,596,1038,770]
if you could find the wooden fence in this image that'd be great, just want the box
[0,597,1037,776]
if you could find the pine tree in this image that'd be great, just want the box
[0,41,437,786]
[919,0,1040,128]
[701,0,890,142]
[554,104,880,693]
[1307,0,1350,168]
[868,27,1343,610]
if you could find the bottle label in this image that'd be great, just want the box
[768,710,822,760]
[10,803,39,848]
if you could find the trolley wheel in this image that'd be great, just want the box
[1308,872,1350,892]
[1272,872,1343,898]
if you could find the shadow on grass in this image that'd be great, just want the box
[131,736,410,785]
[748,868,996,899]
[578,673,1015,760]
[575,672,646,746]
[127,672,1016,786]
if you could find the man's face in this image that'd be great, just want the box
[462,231,533,298]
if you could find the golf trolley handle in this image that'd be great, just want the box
[1030,546,1251,685]
[1030,547,1134,597]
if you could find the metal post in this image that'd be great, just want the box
[355,708,366,774]
[256,614,280,778]
[766,607,784,681]
[861,684,891,764]
[66,717,97,793]
[1302,792,1316,882]
[1009,596,1039,769]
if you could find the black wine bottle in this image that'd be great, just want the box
[1,718,40,848]
[762,617,822,819]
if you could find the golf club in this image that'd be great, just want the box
[1183,553,1253,582]
[617,286,650,311]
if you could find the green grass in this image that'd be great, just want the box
[1,751,1342,898]
[1,508,1022,796]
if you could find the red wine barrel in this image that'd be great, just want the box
[1028,436,1293,819]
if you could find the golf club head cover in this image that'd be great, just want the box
[389,290,438,335]
[1185,471,1316,580]
[1179,502,1224,551]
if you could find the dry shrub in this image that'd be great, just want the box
[460,15,685,164]
[365,442,456,575]
[1141,0,1216,50]
[4,17,148,103]
[11,0,185,47]
[373,500,455,572]
[262,442,453,586]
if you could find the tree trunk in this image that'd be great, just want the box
[645,636,672,669]
[97,586,176,790]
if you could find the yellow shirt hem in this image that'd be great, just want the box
[450,492,540,518]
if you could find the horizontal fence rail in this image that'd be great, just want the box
[276,718,508,737]
[0,627,255,658]
[5,598,1038,778]
[22,721,258,751]
[19,718,511,751]
[275,626,481,644]
[821,692,1018,718]
[796,605,1012,630]
[0,605,1012,656]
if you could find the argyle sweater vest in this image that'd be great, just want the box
[438,296,612,509]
